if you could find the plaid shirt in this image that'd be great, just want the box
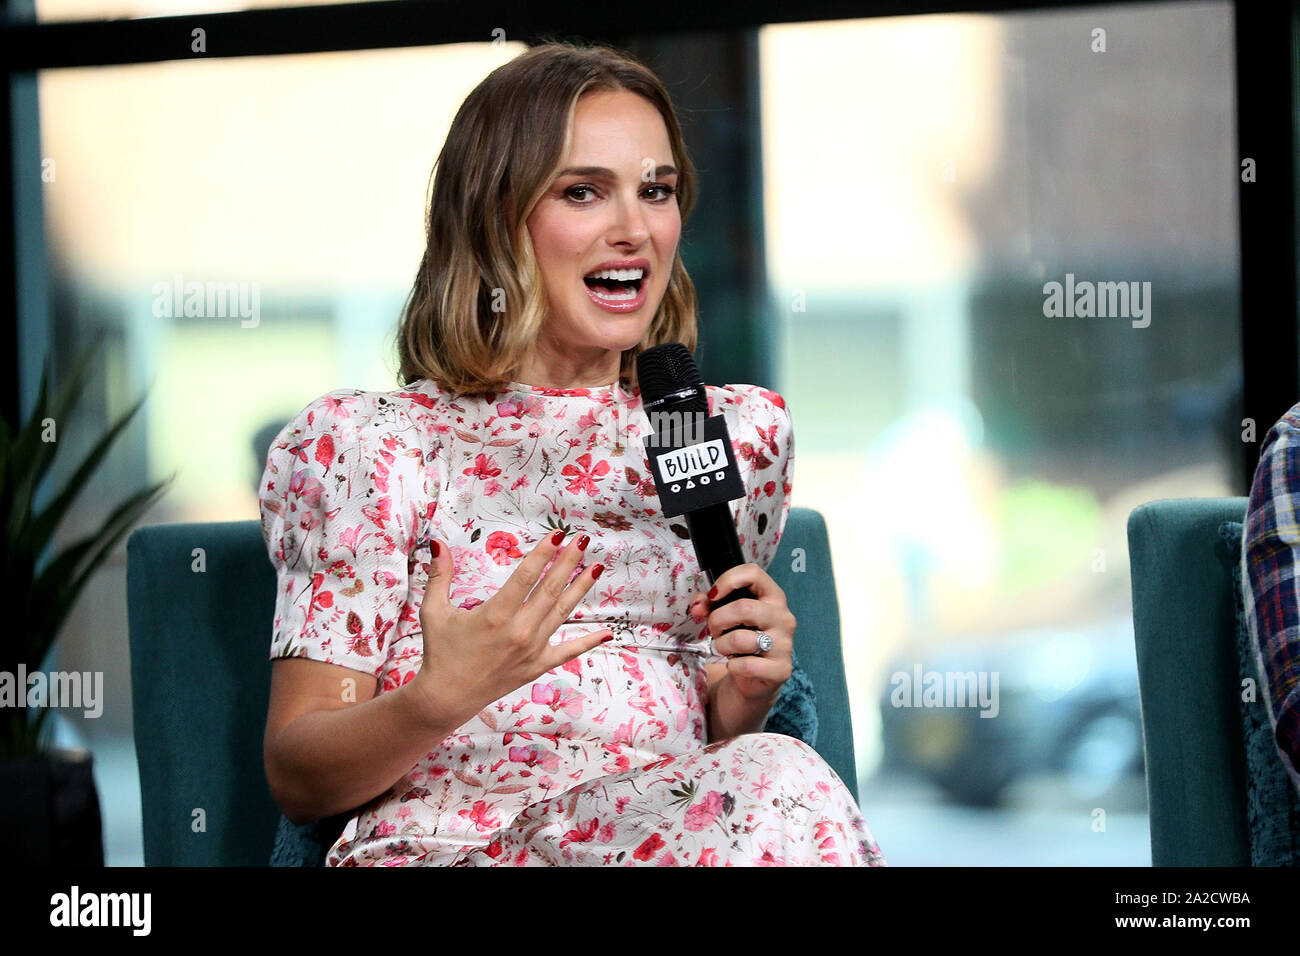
[1242,403,1300,793]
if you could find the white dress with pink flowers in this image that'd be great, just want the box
[259,376,886,866]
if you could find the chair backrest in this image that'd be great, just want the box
[770,507,858,799]
[1126,496,1250,865]
[126,520,282,866]
[126,506,856,866]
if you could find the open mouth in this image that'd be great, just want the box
[583,267,646,302]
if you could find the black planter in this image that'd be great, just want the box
[0,747,105,865]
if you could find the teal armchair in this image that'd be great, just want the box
[125,506,857,866]
[1127,496,1300,866]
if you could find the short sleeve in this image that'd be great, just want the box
[724,384,794,572]
[259,389,430,681]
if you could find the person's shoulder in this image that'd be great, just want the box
[261,383,446,523]
[706,382,790,420]
[1246,402,1300,522]
[1255,401,1300,481]
[708,383,793,470]
[706,382,788,408]
[281,380,453,438]
[1263,401,1300,446]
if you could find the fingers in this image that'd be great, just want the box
[712,624,790,660]
[700,597,785,638]
[543,627,614,672]
[713,625,761,657]
[530,558,606,642]
[707,563,785,605]
[486,529,574,620]
[724,651,792,684]
[519,532,601,636]
[424,538,450,609]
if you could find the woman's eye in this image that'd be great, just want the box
[564,184,678,204]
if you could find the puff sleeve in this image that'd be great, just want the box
[259,389,431,680]
[724,384,795,572]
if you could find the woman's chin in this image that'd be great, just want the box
[579,310,655,341]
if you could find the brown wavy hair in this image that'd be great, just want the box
[396,40,700,396]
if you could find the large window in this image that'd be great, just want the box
[761,2,1237,863]
[21,1,1241,865]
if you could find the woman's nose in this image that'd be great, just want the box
[607,191,650,242]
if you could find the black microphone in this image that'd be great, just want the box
[636,344,757,633]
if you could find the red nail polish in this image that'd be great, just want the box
[600,634,614,643]
[551,529,565,546]
[432,541,440,558]
[592,564,605,579]
[708,585,718,600]
[577,533,591,551]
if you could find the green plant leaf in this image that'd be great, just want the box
[20,389,149,561]
[25,474,173,666]
[3,362,52,549]
[4,344,99,555]
[23,539,97,666]
[59,476,173,613]
[2,344,170,757]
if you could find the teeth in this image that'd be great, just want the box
[585,267,644,281]
[590,284,639,301]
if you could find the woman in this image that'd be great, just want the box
[260,40,886,866]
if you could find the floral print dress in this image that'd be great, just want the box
[260,376,886,866]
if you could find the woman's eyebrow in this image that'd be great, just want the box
[557,164,678,179]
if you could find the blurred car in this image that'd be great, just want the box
[876,617,1144,806]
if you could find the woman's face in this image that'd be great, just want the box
[524,89,681,382]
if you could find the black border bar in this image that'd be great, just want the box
[1236,1,1300,492]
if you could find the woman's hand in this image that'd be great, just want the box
[412,530,611,729]
[688,563,796,703]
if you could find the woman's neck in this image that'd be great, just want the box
[510,361,623,390]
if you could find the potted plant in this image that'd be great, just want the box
[0,349,172,864]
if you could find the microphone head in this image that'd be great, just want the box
[636,343,706,413]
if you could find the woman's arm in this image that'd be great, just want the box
[260,389,452,825]
[264,529,614,825]
[263,658,466,825]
